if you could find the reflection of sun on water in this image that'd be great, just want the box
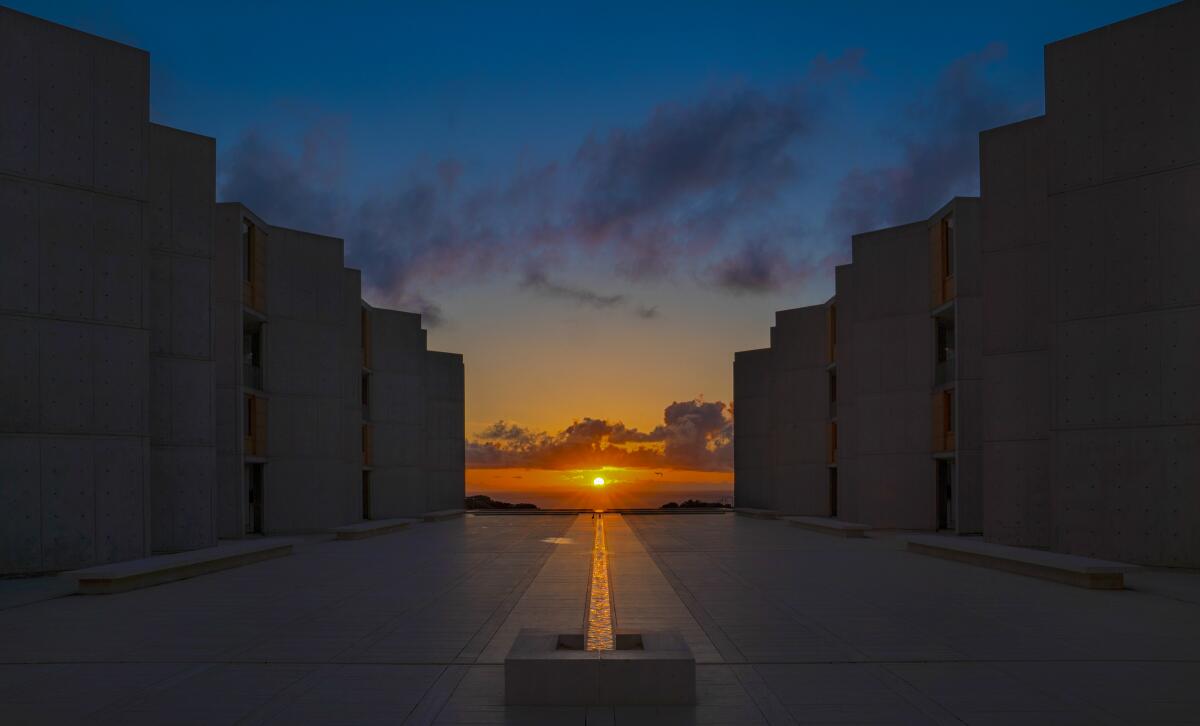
[593,477,605,487]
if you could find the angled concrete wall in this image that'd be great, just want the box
[768,305,833,515]
[341,269,365,521]
[732,348,772,509]
[0,8,152,573]
[145,123,217,553]
[980,118,1053,549]
[839,223,934,529]
[263,227,356,532]
[368,309,428,518]
[1043,4,1200,565]
[425,350,465,513]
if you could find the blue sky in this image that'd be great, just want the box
[11,0,1171,446]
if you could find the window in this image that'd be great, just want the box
[361,373,370,420]
[242,220,254,283]
[941,215,955,279]
[944,388,955,433]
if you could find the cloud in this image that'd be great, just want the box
[826,43,1026,239]
[216,50,866,318]
[466,398,733,471]
[520,266,626,309]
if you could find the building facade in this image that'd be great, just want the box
[735,1,1200,566]
[0,8,465,574]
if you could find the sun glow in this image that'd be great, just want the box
[593,477,606,487]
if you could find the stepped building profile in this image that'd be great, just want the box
[736,0,1200,568]
[0,7,464,575]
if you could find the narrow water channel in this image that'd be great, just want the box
[584,514,615,650]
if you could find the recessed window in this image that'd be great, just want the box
[242,220,254,283]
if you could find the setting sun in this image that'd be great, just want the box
[593,477,606,487]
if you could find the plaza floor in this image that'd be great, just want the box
[1,513,1198,725]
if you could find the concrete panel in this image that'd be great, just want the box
[92,194,144,326]
[980,118,1048,254]
[40,437,94,570]
[94,437,146,563]
[37,23,94,188]
[1056,312,1163,429]
[0,436,41,572]
[168,358,214,445]
[0,178,38,312]
[151,445,216,552]
[1054,426,1200,566]
[1161,307,1200,425]
[982,243,1050,355]
[1045,28,1103,193]
[93,325,148,434]
[153,125,215,256]
[38,185,94,319]
[169,255,212,358]
[38,319,93,432]
[147,253,171,355]
[982,440,1051,548]
[370,468,426,520]
[0,315,39,431]
[981,352,1049,442]
[264,459,348,532]
[93,41,147,198]
[1157,164,1200,308]
[956,449,983,535]
[0,9,38,176]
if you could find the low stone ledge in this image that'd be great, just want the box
[68,539,294,595]
[505,629,695,706]
[333,517,419,540]
[734,507,779,520]
[906,535,1141,590]
[784,516,871,538]
[422,508,466,522]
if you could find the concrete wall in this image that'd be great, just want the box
[769,305,833,515]
[145,124,217,553]
[980,118,1053,549]
[425,350,465,512]
[732,348,772,509]
[0,9,152,573]
[368,309,428,518]
[341,269,365,521]
[263,227,355,532]
[1043,3,1200,565]
[838,223,933,530]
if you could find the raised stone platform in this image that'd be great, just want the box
[422,509,466,522]
[734,507,779,519]
[68,539,294,595]
[333,517,419,540]
[784,516,871,538]
[505,629,695,705]
[906,535,1141,589]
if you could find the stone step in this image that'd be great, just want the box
[422,509,466,522]
[783,516,871,538]
[734,507,779,519]
[68,539,295,595]
[906,535,1141,589]
[333,517,419,540]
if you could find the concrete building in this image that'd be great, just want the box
[212,205,466,537]
[980,0,1200,567]
[736,1,1200,566]
[0,7,465,575]
[736,199,981,534]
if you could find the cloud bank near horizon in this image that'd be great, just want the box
[466,398,733,472]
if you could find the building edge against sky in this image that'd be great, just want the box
[0,6,464,575]
[735,0,1200,568]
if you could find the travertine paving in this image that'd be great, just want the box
[1,513,1198,724]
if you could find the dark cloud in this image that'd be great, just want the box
[466,398,733,471]
[635,305,659,320]
[826,43,1025,239]
[520,267,626,309]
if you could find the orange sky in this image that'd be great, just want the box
[468,466,733,509]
